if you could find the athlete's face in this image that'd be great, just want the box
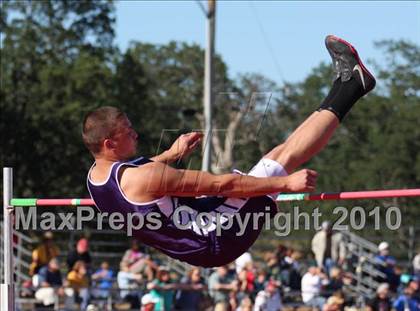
[107,116,138,160]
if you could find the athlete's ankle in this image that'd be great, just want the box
[317,77,365,121]
[317,78,341,112]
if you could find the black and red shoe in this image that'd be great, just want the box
[325,35,376,95]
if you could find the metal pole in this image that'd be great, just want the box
[202,0,216,172]
[2,167,15,311]
[408,226,414,261]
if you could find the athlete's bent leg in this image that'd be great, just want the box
[263,35,375,173]
[265,110,339,173]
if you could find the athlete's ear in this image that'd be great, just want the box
[104,138,116,150]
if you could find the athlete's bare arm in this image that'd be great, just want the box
[150,132,203,164]
[120,161,318,202]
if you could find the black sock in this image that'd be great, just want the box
[317,78,341,111]
[317,77,364,121]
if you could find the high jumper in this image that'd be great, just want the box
[83,35,376,267]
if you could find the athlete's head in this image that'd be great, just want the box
[82,106,138,160]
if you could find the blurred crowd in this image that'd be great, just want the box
[21,224,420,311]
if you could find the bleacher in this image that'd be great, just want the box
[0,219,193,310]
[1,218,417,310]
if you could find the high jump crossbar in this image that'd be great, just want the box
[7,188,420,207]
[2,167,420,311]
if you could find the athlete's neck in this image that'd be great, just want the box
[94,153,127,165]
[94,158,118,167]
[90,157,123,183]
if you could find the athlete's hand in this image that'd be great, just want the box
[168,132,203,160]
[285,169,318,192]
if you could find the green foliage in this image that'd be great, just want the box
[1,0,116,196]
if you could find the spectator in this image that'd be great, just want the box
[86,304,99,311]
[281,250,302,290]
[67,238,92,272]
[118,261,143,309]
[29,231,60,276]
[413,253,420,278]
[393,283,419,311]
[398,265,412,295]
[375,242,398,289]
[230,290,239,311]
[366,283,392,311]
[265,252,282,285]
[67,260,90,311]
[141,293,159,311]
[209,265,238,311]
[147,266,175,311]
[237,265,255,302]
[122,239,156,281]
[322,295,344,311]
[407,280,420,305]
[34,258,66,307]
[325,267,343,293]
[253,280,282,311]
[275,244,288,264]
[92,261,114,299]
[254,269,268,298]
[236,252,253,274]
[237,295,253,311]
[311,221,346,273]
[175,267,206,311]
[301,266,328,310]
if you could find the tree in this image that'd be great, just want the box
[1,0,116,196]
[212,73,281,173]
[124,41,234,170]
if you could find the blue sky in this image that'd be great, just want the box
[115,1,420,84]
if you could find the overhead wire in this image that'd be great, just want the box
[195,0,208,17]
[248,1,286,84]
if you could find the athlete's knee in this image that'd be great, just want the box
[267,144,300,172]
[263,143,286,161]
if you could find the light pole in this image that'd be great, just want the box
[201,0,216,172]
